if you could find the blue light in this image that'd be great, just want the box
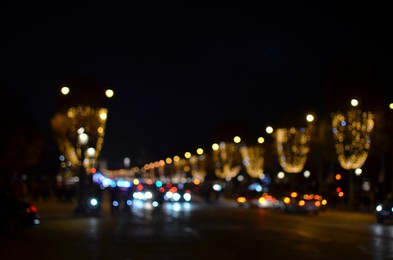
[117,179,131,188]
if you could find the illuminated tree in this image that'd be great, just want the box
[275,127,311,174]
[240,145,264,179]
[212,142,242,181]
[331,99,375,209]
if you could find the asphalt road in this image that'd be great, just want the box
[0,194,389,260]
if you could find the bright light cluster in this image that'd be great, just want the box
[332,109,374,170]
[52,106,108,172]
[275,127,310,173]
[213,142,242,180]
[240,145,264,178]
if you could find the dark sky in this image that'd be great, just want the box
[1,1,393,169]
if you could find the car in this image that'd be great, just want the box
[164,187,192,203]
[279,191,326,215]
[236,192,279,209]
[0,190,40,233]
[375,194,393,224]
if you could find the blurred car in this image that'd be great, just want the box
[236,192,279,209]
[0,191,40,233]
[279,191,327,215]
[375,194,393,224]
[164,187,192,203]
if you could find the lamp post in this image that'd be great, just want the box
[189,148,207,183]
[75,131,89,213]
[51,76,114,214]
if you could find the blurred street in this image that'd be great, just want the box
[1,192,390,260]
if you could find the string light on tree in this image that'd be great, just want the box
[275,127,311,173]
[212,141,242,181]
[331,98,374,209]
[331,98,374,170]
[240,138,265,179]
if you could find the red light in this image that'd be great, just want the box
[136,184,143,191]
[29,205,38,213]
[91,167,97,174]
[170,187,178,192]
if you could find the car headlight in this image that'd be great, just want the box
[88,197,100,209]
[183,193,192,201]
[173,192,181,201]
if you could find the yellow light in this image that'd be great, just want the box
[306,114,314,123]
[332,109,374,170]
[61,86,70,95]
[276,127,310,173]
[212,143,219,150]
[196,148,204,155]
[213,141,242,180]
[233,136,241,143]
[237,197,246,203]
[257,137,265,144]
[266,126,273,134]
[99,111,107,121]
[105,89,114,98]
[184,152,191,159]
[298,200,305,207]
[240,145,264,178]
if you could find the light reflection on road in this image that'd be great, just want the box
[369,224,393,258]
[129,200,194,220]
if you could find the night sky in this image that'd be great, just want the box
[1,2,393,169]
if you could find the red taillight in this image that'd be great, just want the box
[28,205,38,213]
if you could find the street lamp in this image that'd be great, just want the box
[51,76,113,214]
[75,130,89,213]
[188,148,207,183]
